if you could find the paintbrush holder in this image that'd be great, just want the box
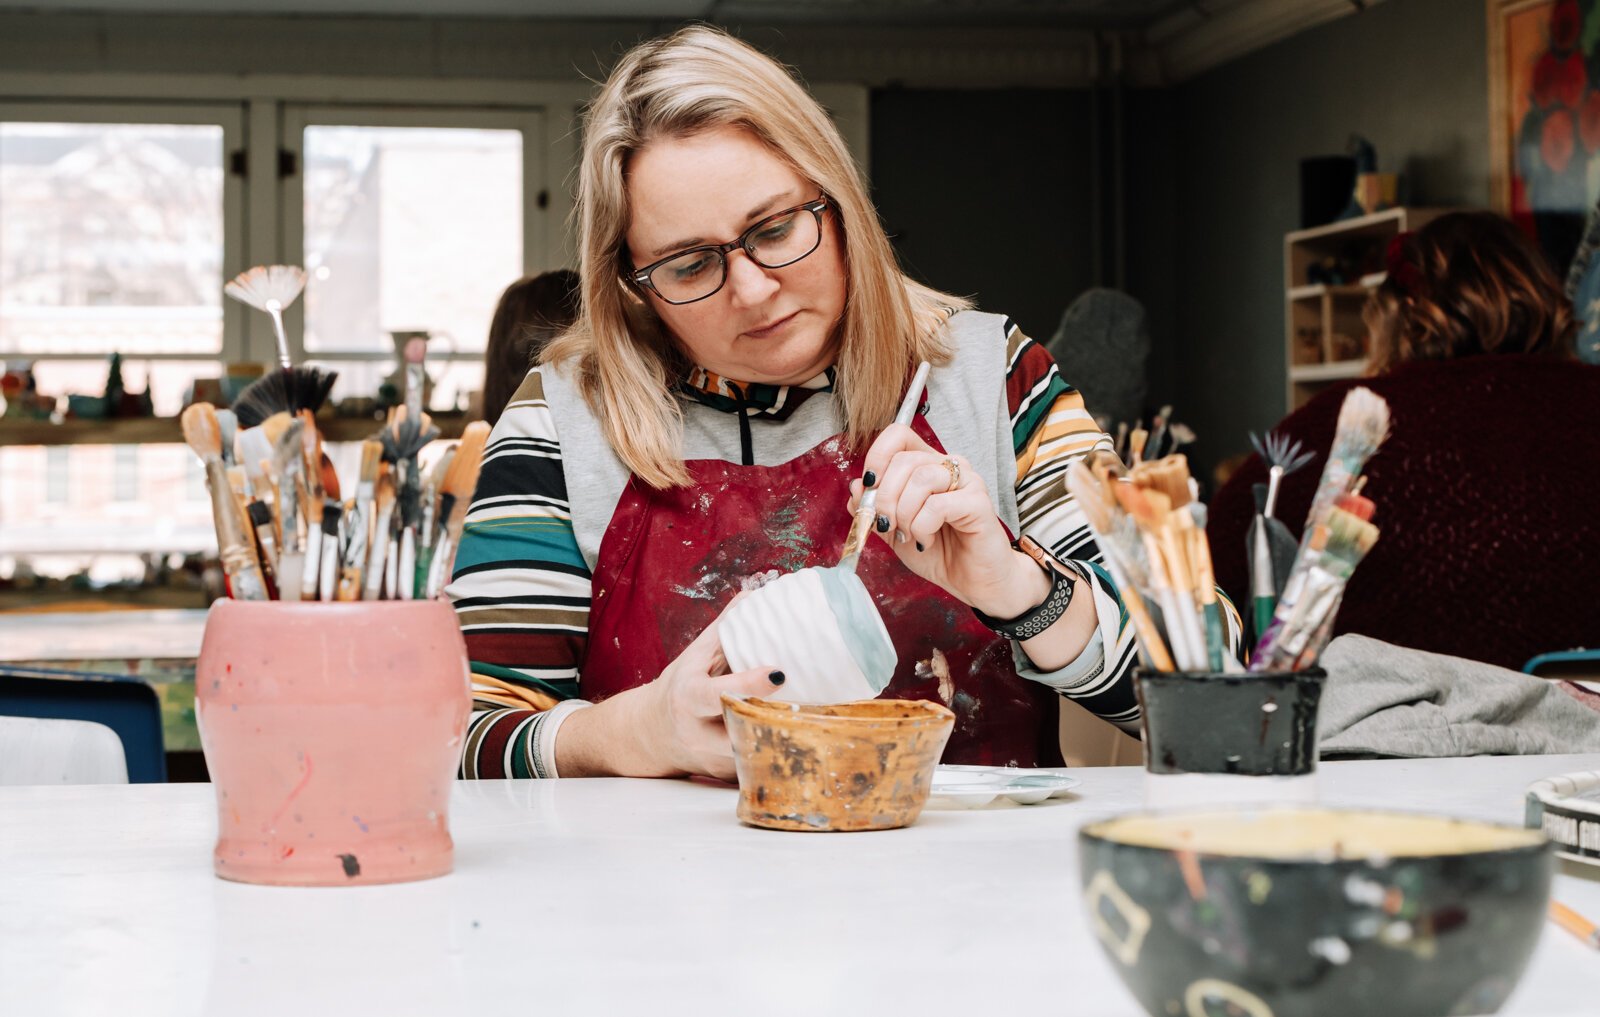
[718,565,897,704]
[1136,668,1325,808]
[195,599,470,886]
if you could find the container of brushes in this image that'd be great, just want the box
[195,599,470,886]
[1136,668,1325,808]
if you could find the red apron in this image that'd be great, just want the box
[581,410,1064,768]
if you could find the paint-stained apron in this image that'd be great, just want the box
[581,410,1065,767]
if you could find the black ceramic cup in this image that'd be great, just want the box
[1079,808,1553,1017]
[1136,668,1325,777]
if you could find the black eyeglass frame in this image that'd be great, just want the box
[626,196,831,305]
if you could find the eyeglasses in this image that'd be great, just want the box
[628,197,829,305]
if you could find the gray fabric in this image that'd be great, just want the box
[1319,634,1600,758]
[1044,288,1149,426]
[540,309,1020,570]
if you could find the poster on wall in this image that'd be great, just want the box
[1489,0,1599,271]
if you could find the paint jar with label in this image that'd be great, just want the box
[196,599,470,886]
[1136,668,1325,809]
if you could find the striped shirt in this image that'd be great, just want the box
[448,315,1236,778]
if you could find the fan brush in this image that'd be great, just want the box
[224,265,338,427]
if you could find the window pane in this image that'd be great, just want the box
[0,122,225,356]
[20,359,221,418]
[309,358,484,416]
[302,125,522,355]
[0,443,213,578]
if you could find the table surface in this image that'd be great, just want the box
[4,755,1600,1017]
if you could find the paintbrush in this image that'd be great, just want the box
[1166,422,1196,457]
[182,403,269,601]
[1128,457,1221,670]
[380,405,440,600]
[425,421,491,598]
[1549,900,1600,950]
[271,418,306,602]
[1146,404,1174,460]
[1128,427,1148,465]
[1300,387,1389,532]
[298,411,325,600]
[224,265,339,428]
[336,440,385,601]
[216,409,238,467]
[1252,502,1380,672]
[363,471,397,601]
[415,445,456,596]
[318,502,342,602]
[1066,454,1175,671]
[1246,430,1318,637]
[838,361,931,574]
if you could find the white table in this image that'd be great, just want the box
[4,755,1600,1017]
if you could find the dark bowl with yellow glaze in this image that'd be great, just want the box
[721,695,954,832]
[1079,808,1552,1017]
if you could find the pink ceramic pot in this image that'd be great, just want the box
[196,599,470,886]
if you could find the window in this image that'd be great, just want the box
[283,107,542,413]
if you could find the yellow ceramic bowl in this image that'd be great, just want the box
[721,696,955,832]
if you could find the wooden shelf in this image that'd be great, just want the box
[1285,207,1450,411]
[1288,284,1370,301]
[1289,360,1368,382]
[0,412,470,447]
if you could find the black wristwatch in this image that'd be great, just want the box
[971,534,1076,640]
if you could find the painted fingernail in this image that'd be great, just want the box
[769,670,786,685]
[895,530,907,544]
[915,541,925,552]
[875,514,890,533]
[863,470,877,488]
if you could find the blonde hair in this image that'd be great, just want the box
[543,25,969,488]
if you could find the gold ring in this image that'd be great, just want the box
[942,458,961,492]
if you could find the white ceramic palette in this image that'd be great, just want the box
[928,765,1081,807]
[1525,769,1600,866]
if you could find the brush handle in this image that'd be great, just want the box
[205,460,269,601]
[337,503,368,602]
[277,551,304,603]
[1098,549,1176,672]
[384,536,399,600]
[398,529,417,600]
[267,307,292,370]
[836,497,877,574]
[301,529,322,600]
[363,505,395,600]
[318,530,340,602]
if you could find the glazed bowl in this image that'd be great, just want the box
[721,695,954,832]
[719,565,897,704]
[1079,808,1552,1017]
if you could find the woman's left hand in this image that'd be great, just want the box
[849,424,1050,621]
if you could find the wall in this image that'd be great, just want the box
[1168,0,1488,478]
[869,88,1097,342]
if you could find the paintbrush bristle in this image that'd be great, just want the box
[1333,387,1391,460]
[180,403,222,461]
[1325,507,1380,559]
[224,265,307,313]
[1131,455,1193,509]
[231,366,338,427]
[359,439,384,487]
[216,409,238,466]
[271,418,305,473]
[1251,429,1316,475]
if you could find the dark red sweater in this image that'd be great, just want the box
[1208,356,1600,671]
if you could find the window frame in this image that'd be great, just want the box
[0,100,248,365]
[277,103,546,367]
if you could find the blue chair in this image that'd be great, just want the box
[0,666,167,783]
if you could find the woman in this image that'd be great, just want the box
[1211,211,1600,671]
[447,27,1191,780]
[480,269,581,427]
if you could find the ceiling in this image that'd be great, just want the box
[0,0,1192,26]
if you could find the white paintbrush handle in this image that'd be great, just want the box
[301,530,322,600]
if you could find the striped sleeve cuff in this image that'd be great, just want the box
[534,699,592,779]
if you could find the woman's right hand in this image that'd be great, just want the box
[555,615,783,780]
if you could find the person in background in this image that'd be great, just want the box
[445,26,1239,782]
[1210,211,1600,671]
[480,269,581,426]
